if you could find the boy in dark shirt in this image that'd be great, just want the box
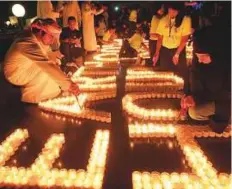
[60,16,84,67]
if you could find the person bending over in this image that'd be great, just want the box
[3,18,79,103]
[181,27,231,133]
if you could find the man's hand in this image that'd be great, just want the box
[68,83,80,96]
[181,95,195,109]
[172,53,179,65]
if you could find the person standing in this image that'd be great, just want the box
[62,1,82,28]
[149,4,164,66]
[153,2,192,93]
[81,1,104,53]
[37,1,59,21]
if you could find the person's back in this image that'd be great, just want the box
[4,19,78,103]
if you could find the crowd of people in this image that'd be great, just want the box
[2,1,231,133]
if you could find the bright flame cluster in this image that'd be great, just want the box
[39,94,111,123]
[0,129,28,166]
[31,134,65,171]
[123,93,184,121]
[130,123,231,189]
[129,123,176,138]
[126,67,184,92]
[94,53,119,62]
[0,129,110,189]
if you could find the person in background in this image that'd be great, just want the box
[102,5,109,29]
[119,27,149,58]
[60,16,84,68]
[98,26,117,45]
[149,4,164,66]
[128,7,140,33]
[153,2,192,93]
[181,26,231,133]
[62,0,82,28]
[96,15,107,39]
[37,0,61,51]
[37,1,60,21]
[3,18,79,103]
[81,1,104,53]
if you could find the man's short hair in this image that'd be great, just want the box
[68,16,76,22]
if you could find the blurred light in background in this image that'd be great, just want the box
[12,4,25,17]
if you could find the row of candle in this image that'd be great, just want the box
[82,70,118,77]
[86,91,116,102]
[31,134,65,172]
[194,131,231,138]
[132,171,208,189]
[123,95,182,121]
[129,123,176,138]
[126,82,183,92]
[84,61,118,68]
[126,73,183,83]
[93,53,119,62]
[0,129,28,166]
[40,104,111,123]
[79,83,116,92]
[123,92,183,100]
[41,111,82,125]
[74,76,116,85]
[0,130,109,189]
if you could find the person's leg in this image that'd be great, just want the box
[176,49,190,94]
[60,44,71,62]
[188,102,215,121]
[159,47,175,71]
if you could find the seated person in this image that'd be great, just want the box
[3,18,79,103]
[98,26,117,45]
[60,16,84,66]
[119,27,149,58]
[181,27,231,133]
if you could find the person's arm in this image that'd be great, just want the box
[17,40,72,92]
[175,35,189,56]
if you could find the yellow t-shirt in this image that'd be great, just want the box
[156,15,192,49]
[149,15,160,40]
[129,10,137,22]
[103,30,111,42]
[129,33,143,52]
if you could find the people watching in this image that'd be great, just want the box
[181,26,231,133]
[3,18,79,103]
[153,2,192,94]
[60,16,84,67]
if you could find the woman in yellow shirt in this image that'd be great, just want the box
[154,2,192,93]
[149,4,164,66]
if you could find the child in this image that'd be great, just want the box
[119,27,149,59]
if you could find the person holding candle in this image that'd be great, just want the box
[3,18,80,104]
[153,2,192,93]
[181,26,231,133]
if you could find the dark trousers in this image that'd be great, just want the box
[60,43,85,63]
[119,39,138,58]
[148,39,160,66]
[160,46,190,93]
